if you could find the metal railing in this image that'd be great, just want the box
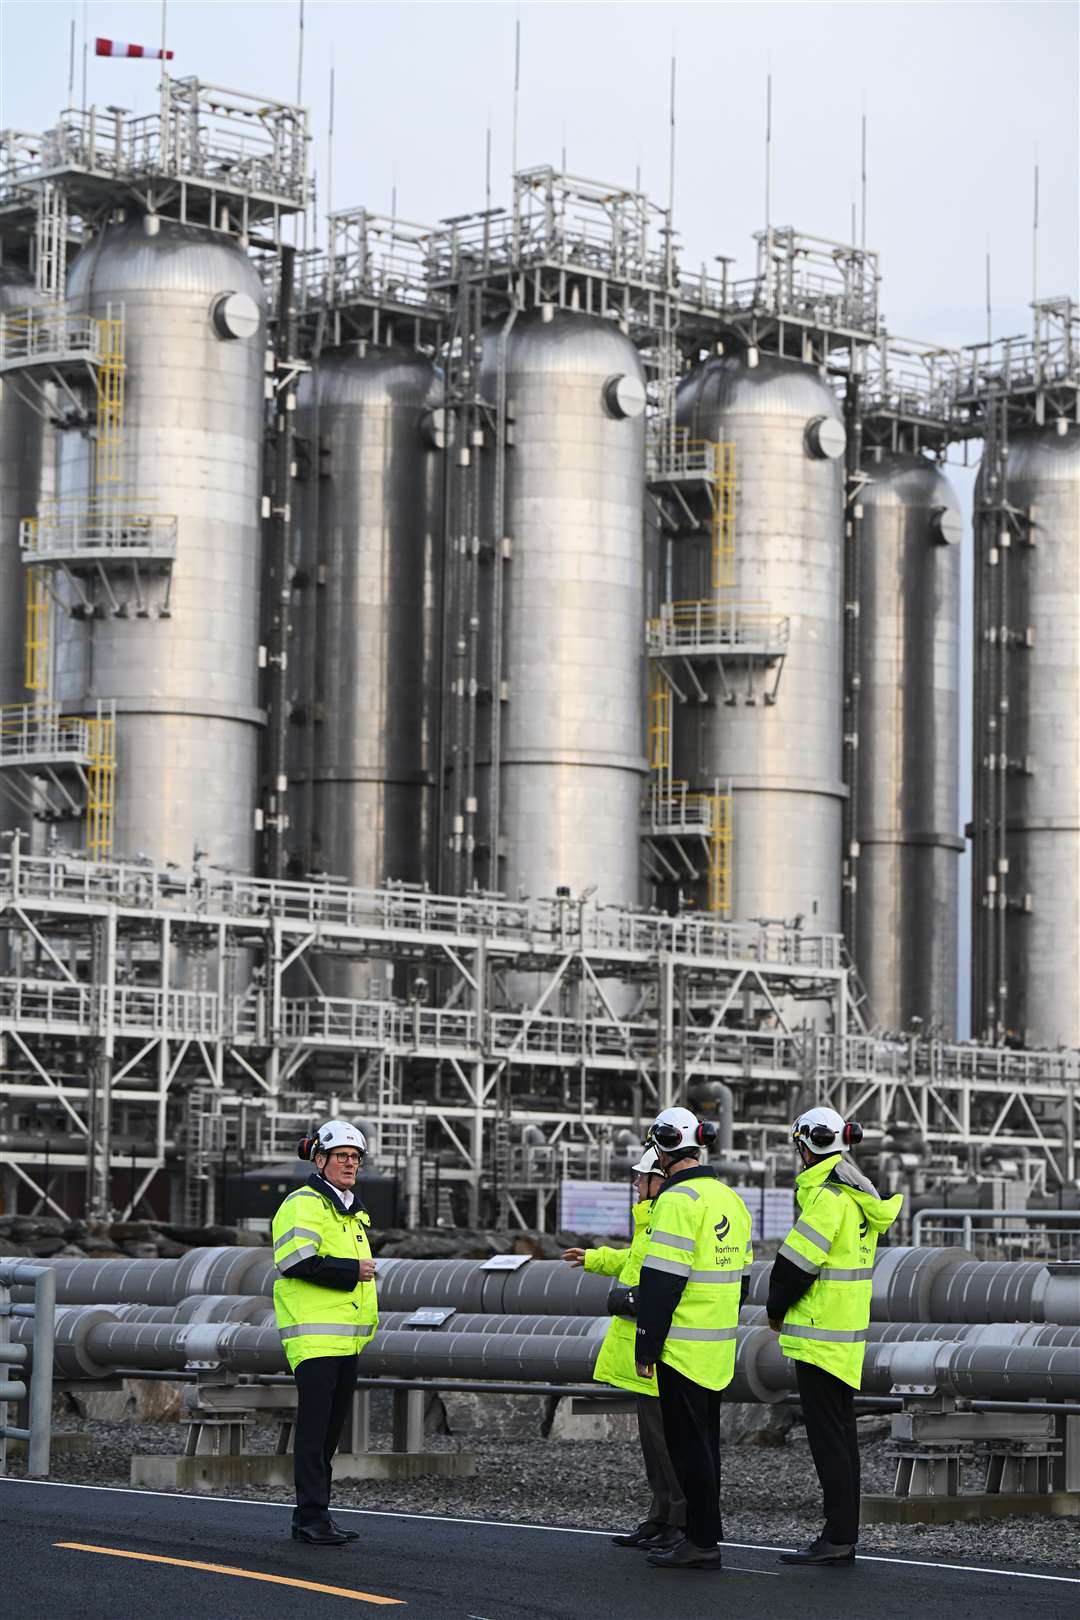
[911,1209,1080,1263]
[648,600,790,658]
[21,504,178,563]
[646,433,728,484]
[0,704,95,766]
[13,78,310,211]
[0,849,846,972]
[0,303,106,372]
[0,1260,55,1478]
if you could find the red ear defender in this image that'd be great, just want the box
[297,1137,314,1161]
[696,1121,719,1147]
[842,1121,863,1147]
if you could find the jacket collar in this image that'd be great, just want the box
[308,1172,364,1219]
[632,1199,653,1229]
[796,1152,841,1192]
[662,1164,717,1190]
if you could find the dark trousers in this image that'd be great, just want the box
[636,1393,686,1530]
[796,1359,861,1545]
[293,1354,358,1527]
[656,1361,722,1550]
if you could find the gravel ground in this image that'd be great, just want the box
[10,1412,1079,1572]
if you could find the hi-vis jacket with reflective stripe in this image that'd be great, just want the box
[775,1153,902,1389]
[636,1168,753,1392]
[271,1175,378,1371]
[584,1199,659,1397]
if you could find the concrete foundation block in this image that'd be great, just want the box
[130,1450,476,1492]
[861,1490,1080,1524]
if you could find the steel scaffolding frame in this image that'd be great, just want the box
[1,849,1076,1224]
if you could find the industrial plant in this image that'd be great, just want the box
[0,70,1076,1234]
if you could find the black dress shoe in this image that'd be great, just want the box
[638,1527,684,1552]
[779,1538,856,1566]
[330,1521,360,1542]
[292,1522,349,1545]
[611,1520,663,1548]
[646,1538,722,1571]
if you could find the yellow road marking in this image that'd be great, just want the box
[54,1543,404,1605]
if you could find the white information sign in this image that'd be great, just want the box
[559,1180,633,1238]
[739,1186,796,1240]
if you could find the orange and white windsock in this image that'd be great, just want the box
[95,37,174,59]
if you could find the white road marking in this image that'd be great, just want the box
[3,1479,1077,1586]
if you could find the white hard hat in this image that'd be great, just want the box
[645,1106,717,1154]
[300,1118,367,1161]
[631,1146,661,1175]
[791,1106,863,1156]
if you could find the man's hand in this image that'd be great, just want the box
[358,1258,377,1282]
[561,1247,586,1267]
[767,1317,783,1333]
[635,1362,655,1379]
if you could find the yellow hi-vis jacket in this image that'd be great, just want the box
[637,1169,753,1391]
[271,1175,379,1371]
[585,1199,659,1397]
[777,1153,902,1389]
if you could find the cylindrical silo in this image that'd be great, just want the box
[671,353,846,928]
[994,425,1079,1049]
[290,344,441,902]
[55,218,266,871]
[855,451,962,1034]
[479,307,646,910]
[0,270,45,857]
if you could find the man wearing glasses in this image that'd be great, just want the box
[272,1118,379,1545]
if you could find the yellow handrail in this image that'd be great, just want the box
[85,714,116,859]
[24,567,49,692]
[94,316,125,484]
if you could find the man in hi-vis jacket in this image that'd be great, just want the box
[272,1118,378,1545]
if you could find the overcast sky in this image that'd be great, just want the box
[3,1,1077,1034]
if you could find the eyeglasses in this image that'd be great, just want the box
[328,1152,362,1165]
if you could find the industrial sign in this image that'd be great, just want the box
[559,1180,633,1238]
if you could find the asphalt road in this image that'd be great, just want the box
[2,1480,1077,1619]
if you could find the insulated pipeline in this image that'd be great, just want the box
[14,1307,1080,1400]
[9,1247,1078,1327]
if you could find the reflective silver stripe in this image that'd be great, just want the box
[279,1322,376,1341]
[642,1255,691,1278]
[273,1226,322,1254]
[821,1185,844,1197]
[280,1189,322,1206]
[781,1324,867,1344]
[793,1218,831,1248]
[275,1244,318,1273]
[779,1242,822,1275]
[820,1267,874,1282]
[667,1325,738,1342]
[687,1269,741,1284]
[651,1229,695,1252]
[663,1185,701,1201]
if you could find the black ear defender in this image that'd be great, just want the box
[842,1120,864,1147]
[650,1121,682,1150]
[696,1120,719,1147]
[807,1122,838,1149]
[297,1136,317,1161]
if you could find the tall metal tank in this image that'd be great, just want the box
[290,344,441,895]
[995,425,1080,1049]
[0,269,44,855]
[479,307,646,910]
[55,218,266,871]
[671,352,846,929]
[855,451,962,1034]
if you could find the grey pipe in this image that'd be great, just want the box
[10,1247,1079,1329]
[15,1305,1080,1402]
[0,1258,55,1477]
